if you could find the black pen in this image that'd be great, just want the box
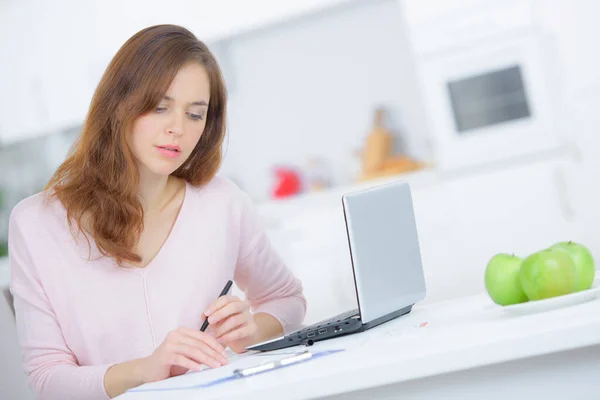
[200,280,233,332]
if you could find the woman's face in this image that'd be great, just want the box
[128,62,211,177]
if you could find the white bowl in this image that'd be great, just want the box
[498,277,600,316]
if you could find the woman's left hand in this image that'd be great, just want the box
[203,295,258,354]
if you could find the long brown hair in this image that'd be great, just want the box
[45,24,227,266]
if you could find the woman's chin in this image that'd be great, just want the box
[145,163,184,178]
[137,155,187,178]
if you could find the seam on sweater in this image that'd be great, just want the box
[141,273,157,350]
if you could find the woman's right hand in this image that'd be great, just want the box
[140,326,228,383]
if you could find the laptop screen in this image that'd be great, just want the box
[342,181,426,324]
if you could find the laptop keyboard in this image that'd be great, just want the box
[295,308,359,335]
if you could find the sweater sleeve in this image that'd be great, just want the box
[233,192,307,334]
[8,209,113,400]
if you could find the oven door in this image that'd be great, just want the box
[417,33,567,171]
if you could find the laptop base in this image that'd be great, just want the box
[247,304,414,352]
[361,304,413,331]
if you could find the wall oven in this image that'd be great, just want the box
[404,0,568,171]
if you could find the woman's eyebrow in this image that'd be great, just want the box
[163,95,207,107]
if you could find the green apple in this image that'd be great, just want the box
[550,241,596,291]
[484,253,528,306]
[519,248,577,301]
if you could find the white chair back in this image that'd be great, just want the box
[0,285,35,400]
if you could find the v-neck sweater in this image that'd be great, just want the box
[8,176,306,400]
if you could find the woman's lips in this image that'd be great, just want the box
[155,145,182,158]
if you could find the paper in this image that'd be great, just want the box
[300,320,430,353]
[372,321,429,341]
[127,349,344,393]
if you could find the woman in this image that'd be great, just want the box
[8,24,306,399]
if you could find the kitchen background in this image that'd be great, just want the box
[1,0,600,325]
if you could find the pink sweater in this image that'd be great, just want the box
[8,176,307,400]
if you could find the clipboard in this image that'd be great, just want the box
[127,349,345,393]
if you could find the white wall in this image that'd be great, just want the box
[536,0,600,256]
[217,0,431,200]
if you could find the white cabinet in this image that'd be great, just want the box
[412,158,578,304]
[36,1,97,135]
[0,0,357,145]
[400,0,534,54]
[0,1,94,144]
[84,0,357,54]
[399,0,569,173]
[197,0,356,42]
[0,3,47,145]
[265,206,357,325]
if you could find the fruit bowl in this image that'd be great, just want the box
[498,277,600,316]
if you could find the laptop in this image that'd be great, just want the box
[246,180,426,352]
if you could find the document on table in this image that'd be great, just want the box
[127,348,344,393]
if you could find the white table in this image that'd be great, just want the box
[117,290,600,399]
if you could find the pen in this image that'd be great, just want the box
[200,279,233,332]
[233,351,312,378]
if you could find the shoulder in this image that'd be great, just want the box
[187,175,253,208]
[9,190,62,233]
[186,175,263,231]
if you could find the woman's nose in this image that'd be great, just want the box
[166,113,184,136]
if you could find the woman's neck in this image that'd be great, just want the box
[137,169,176,215]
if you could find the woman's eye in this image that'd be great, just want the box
[155,107,167,113]
[187,112,203,121]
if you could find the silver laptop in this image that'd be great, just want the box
[246,180,426,352]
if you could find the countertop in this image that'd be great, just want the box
[116,288,600,400]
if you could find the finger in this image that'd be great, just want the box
[219,324,257,343]
[177,334,228,366]
[208,302,247,325]
[204,295,240,316]
[179,327,226,355]
[178,327,226,356]
[204,326,227,346]
[171,353,204,372]
[173,343,223,369]
[214,313,247,338]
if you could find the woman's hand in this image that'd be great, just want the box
[203,295,258,354]
[140,326,228,383]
